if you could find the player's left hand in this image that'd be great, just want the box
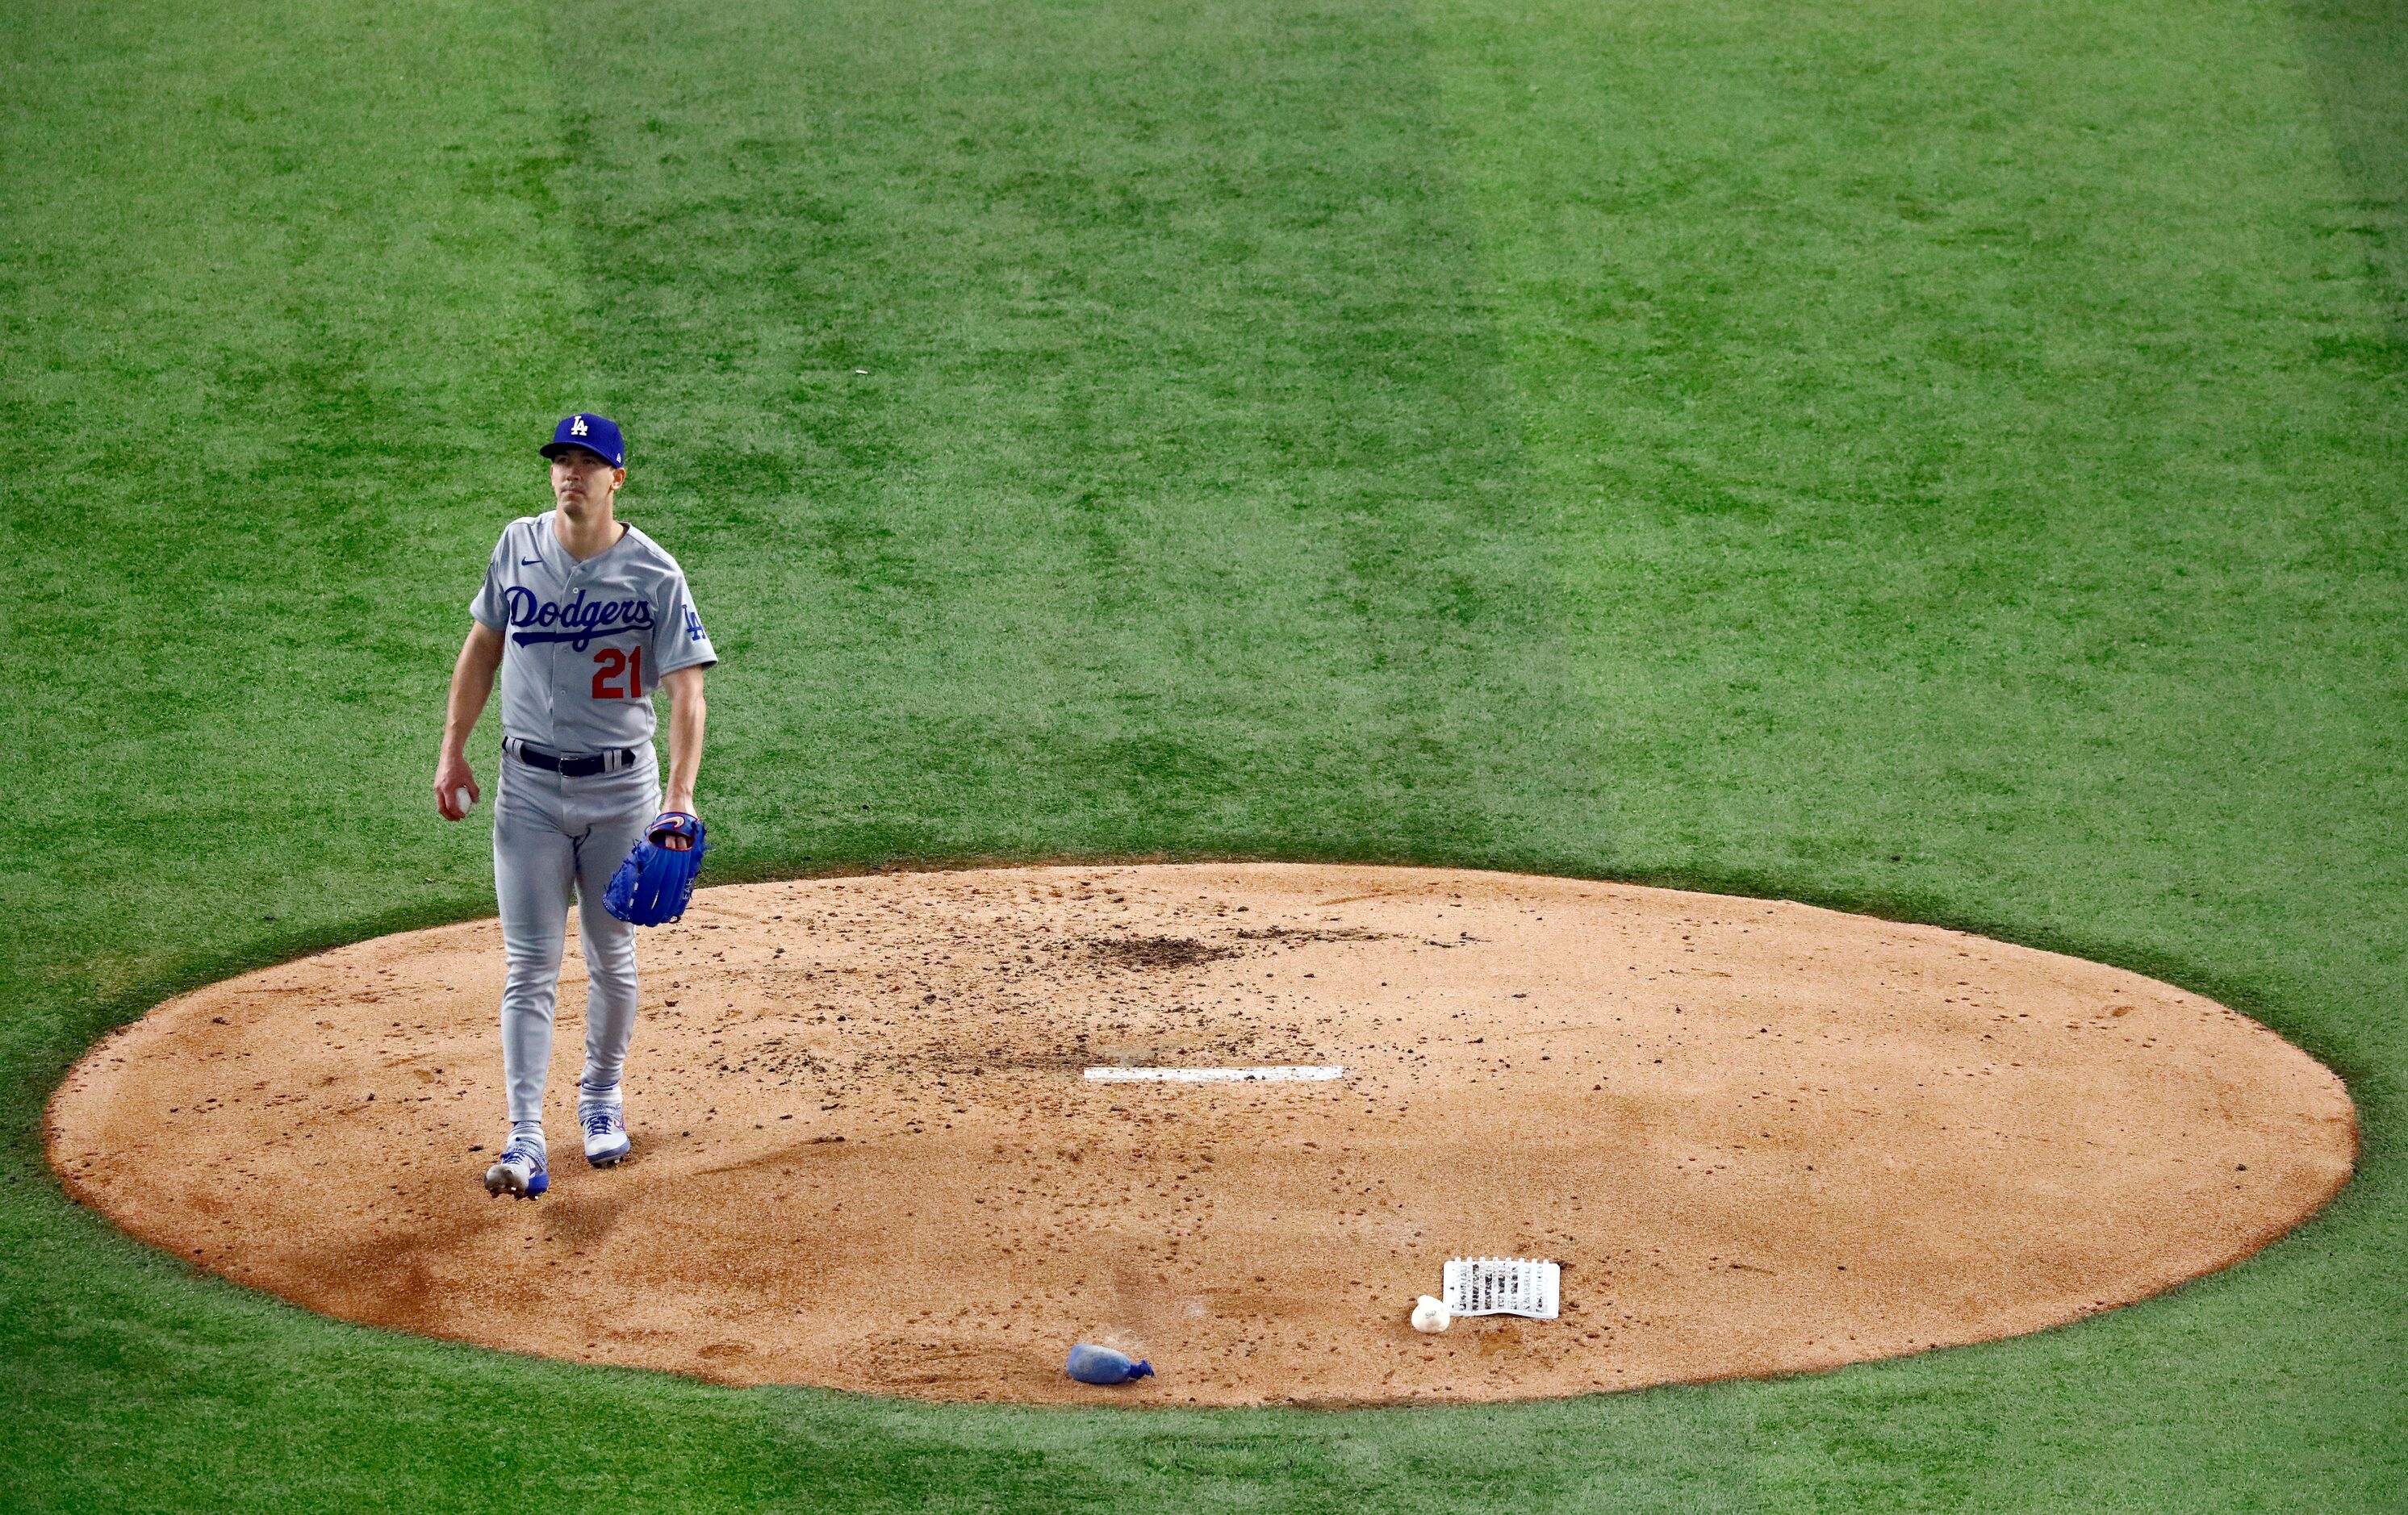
[604,812,707,926]
[655,800,697,851]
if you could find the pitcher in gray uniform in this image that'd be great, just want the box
[433,414,717,1198]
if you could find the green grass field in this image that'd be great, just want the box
[4,0,2402,1507]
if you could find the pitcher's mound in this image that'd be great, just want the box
[48,864,2354,1406]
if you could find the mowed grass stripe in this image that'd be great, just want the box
[546,0,1581,871]
[0,0,590,1005]
[1424,0,2404,1508]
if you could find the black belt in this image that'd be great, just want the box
[505,738,640,777]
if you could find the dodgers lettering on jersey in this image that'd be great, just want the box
[500,584,655,651]
[470,512,717,755]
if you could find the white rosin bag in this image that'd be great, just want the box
[1442,1257,1561,1320]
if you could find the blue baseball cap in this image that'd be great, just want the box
[540,413,625,468]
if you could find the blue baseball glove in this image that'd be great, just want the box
[604,812,706,926]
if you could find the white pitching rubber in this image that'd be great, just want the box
[1082,1065,1346,1083]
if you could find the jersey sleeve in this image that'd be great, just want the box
[470,527,511,630]
[650,567,717,682]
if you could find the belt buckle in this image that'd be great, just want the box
[510,740,632,774]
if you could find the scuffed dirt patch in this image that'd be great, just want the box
[1087,936,1244,970]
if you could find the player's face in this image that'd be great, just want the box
[550,449,625,516]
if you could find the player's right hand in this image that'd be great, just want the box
[434,754,480,820]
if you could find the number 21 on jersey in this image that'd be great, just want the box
[592,645,643,699]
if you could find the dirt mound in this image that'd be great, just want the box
[46,864,2354,1406]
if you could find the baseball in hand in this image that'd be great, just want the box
[454,787,474,816]
[1411,1295,1452,1333]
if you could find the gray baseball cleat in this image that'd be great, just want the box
[483,1143,549,1198]
[581,1104,631,1167]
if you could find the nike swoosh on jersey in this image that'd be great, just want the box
[520,557,543,566]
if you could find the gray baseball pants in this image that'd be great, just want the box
[492,749,659,1127]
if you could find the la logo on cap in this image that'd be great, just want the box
[542,411,622,467]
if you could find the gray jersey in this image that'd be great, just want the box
[470,511,717,753]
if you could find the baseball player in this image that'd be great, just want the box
[432,414,717,1198]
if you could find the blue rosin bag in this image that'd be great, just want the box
[1065,1343,1153,1384]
